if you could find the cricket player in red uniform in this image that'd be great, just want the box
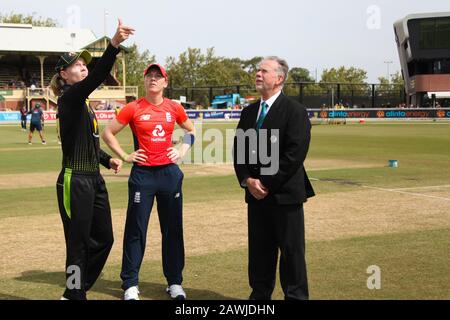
[102,63,195,300]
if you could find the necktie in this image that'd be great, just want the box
[256,102,268,130]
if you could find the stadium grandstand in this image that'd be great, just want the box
[0,23,138,111]
[394,11,450,108]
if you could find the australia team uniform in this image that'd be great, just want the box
[116,97,188,290]
[56,44,120,300]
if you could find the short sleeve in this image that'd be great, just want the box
[175,102,188,125]
[116,102,136,125]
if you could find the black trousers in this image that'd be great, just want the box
[21,116,27,129]
[248,201,308,300]
[56,169,114,300]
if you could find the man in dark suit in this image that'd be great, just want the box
[233,56,315,300]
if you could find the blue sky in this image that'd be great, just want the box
[2,0,449,82]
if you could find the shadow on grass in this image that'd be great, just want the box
[0,293,29,300]
[14,270,238,300]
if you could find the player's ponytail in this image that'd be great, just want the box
[50,73,66,96]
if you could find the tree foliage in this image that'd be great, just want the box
[319,66,369,93]
[166,47,262,88]
[116,43,155,97]
[321,66,368,84]
[288,67,314,83]
[0,12,58,27]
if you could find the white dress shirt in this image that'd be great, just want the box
[240,90,282,187]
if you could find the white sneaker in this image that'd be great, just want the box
[124,286,140,300]
[60,297,68,300]
[166,284,186,300]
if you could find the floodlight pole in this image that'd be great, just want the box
[384,61,393,83]
[104,10,109,36]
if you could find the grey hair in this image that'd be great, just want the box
[261,56,289,84]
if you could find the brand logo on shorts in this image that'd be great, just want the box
[139,114,151,121]
[134,192,141,204]
[175,193,180,199]
[166,112,172,123]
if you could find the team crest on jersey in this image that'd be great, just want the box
[139,114,151,121]
[166,112,172,123]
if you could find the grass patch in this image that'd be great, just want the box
[2,228,448,300]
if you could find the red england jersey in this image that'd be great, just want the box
[116,97,188,166]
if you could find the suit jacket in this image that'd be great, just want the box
[233,93,315,205]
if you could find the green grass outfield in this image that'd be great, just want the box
[0,121,449,300]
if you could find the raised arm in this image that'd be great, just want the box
[64,19,135,100]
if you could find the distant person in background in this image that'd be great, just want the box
[28,103,46,145]
[20,106,28,131]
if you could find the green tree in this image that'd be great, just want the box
[0,12,58,26]
[283,67,316,96]
[377,71,404,97]
[320,66,368,94]
[166,48,261,89]
[166,48,204,87]
[288,67,314,83]
[240,56,263,85]
[377,75,390,90]
[235,95,241,107]
[116,43,155,97]
[241,56,262,74]
[321,66,368,84]
[378,71,404,89]
[200,95,210,109]
[390,71,404,87]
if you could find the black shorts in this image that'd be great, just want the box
[30,122,42,132]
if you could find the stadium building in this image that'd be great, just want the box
[0,23,138,111]
[394,12,450,108]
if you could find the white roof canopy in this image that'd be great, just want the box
[0,23,97,54]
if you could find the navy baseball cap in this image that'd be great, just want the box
[55,50,92,72]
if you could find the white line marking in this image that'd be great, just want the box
[312,177,450,201]
[391,185,450,191]
[362,185,450,201]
